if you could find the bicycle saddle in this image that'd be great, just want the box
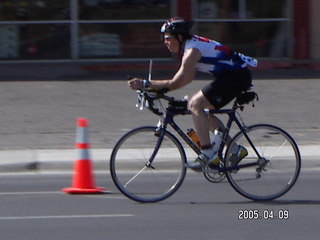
[236,91,259,106]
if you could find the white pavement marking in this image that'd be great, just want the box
[0,214,134,221]
[0,191,127,199]
[0,191,61,195]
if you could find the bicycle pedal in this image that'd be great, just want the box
[202,168,219,173]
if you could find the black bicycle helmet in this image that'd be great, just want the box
[160,17,193,39]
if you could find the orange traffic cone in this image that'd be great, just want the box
[62,118,105,194]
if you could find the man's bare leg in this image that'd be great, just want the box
[188,91,224,148]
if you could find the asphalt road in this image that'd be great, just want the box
[0,167,320,240]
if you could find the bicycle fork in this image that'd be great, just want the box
[143,120,166,168]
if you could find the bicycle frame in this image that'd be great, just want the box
[155,105,261,172]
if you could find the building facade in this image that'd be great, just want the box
[0,0,317,64]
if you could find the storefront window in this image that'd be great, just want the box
[0,0,292,61]
[0,0,69,21]
[79,0,171,20]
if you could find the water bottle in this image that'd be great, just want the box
[187,128,201,148]
[212,129,223,153]
[209,129,223,166]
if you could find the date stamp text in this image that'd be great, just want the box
[238,209,289,220]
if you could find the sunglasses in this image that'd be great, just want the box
[164,36,173,40]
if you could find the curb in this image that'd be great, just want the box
[0,149,112,173]
[0,145,318,173]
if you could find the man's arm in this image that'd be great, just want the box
[128,48,201,90]
[150,48,201,90]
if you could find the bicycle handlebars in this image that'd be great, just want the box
[135,88,188,116]
[135,88,258,115]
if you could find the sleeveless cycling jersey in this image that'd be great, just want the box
[184,35,257,76]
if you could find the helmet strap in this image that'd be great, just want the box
[176,35,185,61]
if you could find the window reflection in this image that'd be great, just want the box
[197,0,290,58]
[79,23,170,58]
[17,24,70,60]
[198,0,289,19]
[0,25,19,58]
[0,1,69,21]
[79,0,171,20]
[0,24,70,60]
[246,0,289,18]
[198,0,242,19]
[198,22,289,57]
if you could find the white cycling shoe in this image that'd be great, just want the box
[188,152,220,172]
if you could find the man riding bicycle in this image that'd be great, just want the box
[128,17,258,170]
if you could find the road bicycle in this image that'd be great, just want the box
[110,67,301,203]
[110,87,301,203]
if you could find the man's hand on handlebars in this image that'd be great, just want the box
[128,78,144,90]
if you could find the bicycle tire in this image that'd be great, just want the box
[224,124,301,201]
[110,126,187,203]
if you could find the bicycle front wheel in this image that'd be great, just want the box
[110,126,187,203]
[225,124,301,201]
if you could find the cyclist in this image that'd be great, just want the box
[128,17,258,170]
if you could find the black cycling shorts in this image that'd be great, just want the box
[201,67,252,109]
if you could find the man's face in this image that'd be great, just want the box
[163,34,180,53]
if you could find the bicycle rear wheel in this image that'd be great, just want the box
[225,124,301,201]
[110,126,187,203]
